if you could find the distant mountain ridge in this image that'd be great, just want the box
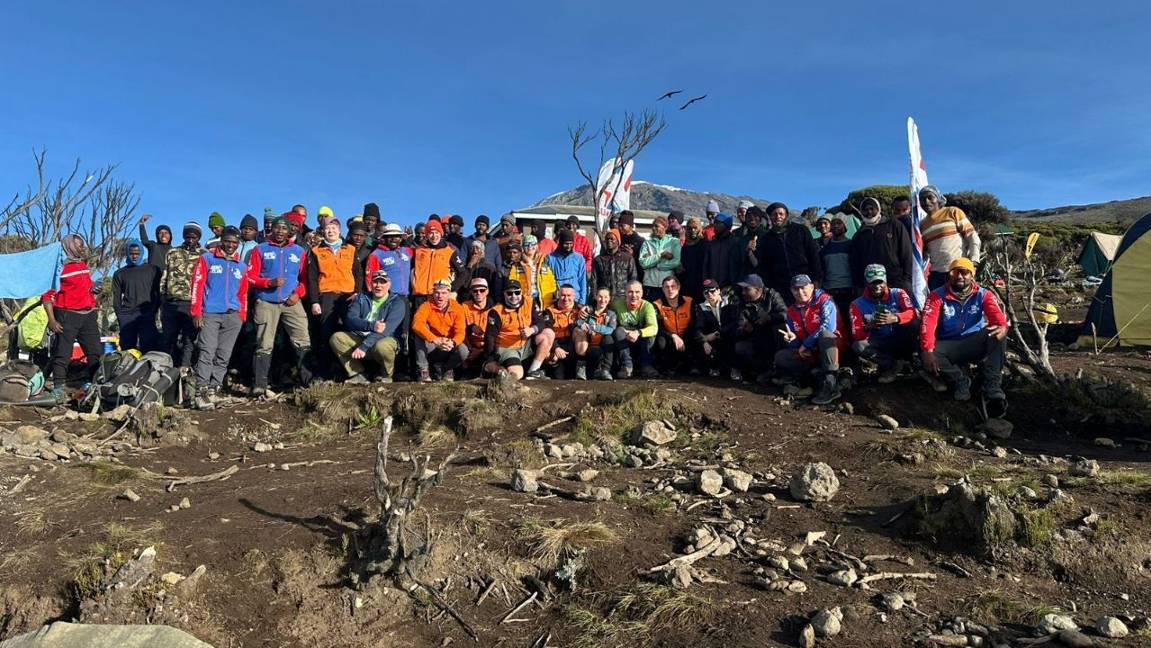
[531,181,774,216]
[1013,195,1151,225]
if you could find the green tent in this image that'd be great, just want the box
[1077,231,1122,277]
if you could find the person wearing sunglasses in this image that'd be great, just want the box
[461,277,495,375]
[483,280,553,380]
[330,270,406,383]
[691,278,732,378]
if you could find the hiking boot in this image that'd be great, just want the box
[985,396,1008,419]
[346,373,369,385]
[419,369,432,383]
[878,360,905,384]
[442,370,455,382]
[616,366,633,379]
[638,365,659,379]
[575,363,588,381]
[593,368,613,381]
[729,368,743,382]
[782,384,813,399]
[953,381,972,402]
[811,374,842,405]
[919,370,948,393]
[373,374,393,384]
[525,368,547,380]
[708,368,722,378]
[249,386,267,399]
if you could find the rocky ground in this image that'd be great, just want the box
[1,346,1150,647]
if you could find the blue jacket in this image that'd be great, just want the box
[345,292,407,351]
[191,249,249,318]
[366,247,413,296]
[786,288,838,350]
[920,283,1008,350]
[547,251,587,304]
[247,241,307,303]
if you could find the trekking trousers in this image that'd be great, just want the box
[117,307,159,353]
[195,312,243,389]
[330,332,398,378]
[774,331,839,378]
[162,300,198,369]
[934,329,1006,397]
[50,308,102,387]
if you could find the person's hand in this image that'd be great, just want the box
[554,347,568,361]
[621,244,634,256]
[520,326,535,339]
[351,348,366,360]
[439,339,455,351]
[193,315,204,329]
[311,303,321,316]
[284,293,300,307]
[875,312,899,326]
[269,277,285,288]
[660,250,674,260]
[140,213,152,224]
[986,324,1007,341]
[779,327,797,343]
[704,332,717,343]
[702,341,712,356]
[797,345,812,360]
[672,334,685,352]
[47,317,64,334]
[626,330,639,343]
[921,350,939,375]
[747,237,757,253]
[373,320,386,334]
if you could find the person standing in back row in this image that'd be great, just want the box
[306,218,357,378]
[919,186,981,290]
[639,215,681,302]
[753,202,822,301]
[112,240,161,352]
[137,213,172,270]
[246,216,312,397]
[161,223,205,372]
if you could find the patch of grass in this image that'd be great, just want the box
[0,547,37,574]
[459,509,493,534]
[1017,506,1057,548]
[969,589,1062,626]
[462,466,510,482]
[417,423,455,449]
[566,583,716,648]
[76,460,143,486]
[501,438,545,470]
[15,510,47,535]
[456,398,503,437]
[866,429,951,462]
[570,388,693,446]
[64,522,164,601]
[1065,468,1151,489]
[516,517,619,565]
[618,491,676,515]
[293,382,392,436]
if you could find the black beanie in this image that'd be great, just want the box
[156,224,172,236]
[363,203,381,220]
[476,214,490,226]
[240,214,258,230]
[347,221,368,234]
[558,229,574,243]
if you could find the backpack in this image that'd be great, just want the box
[0,361,46,403]
[95,351,179,408]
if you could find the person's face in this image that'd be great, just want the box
[743,285,762,302]
[595,289,611,310]
[294,206,307,218]
[816,220,831,236]
[271,222,289,243]
[371,276,391,298]
[476,222,489,236]
[685,222,701,241]
[653,221,667,237]
[470,245,484,261]
[557,288,575,310]
[621,222,635,235]
[450,222,462,234]
[127,245,141,264]
[220,235,239,256]
[157,229,172,245]
[524,243,538,257]
[211,225,223,236]
[561,239,574,254]
[432,286,450,306]
[470,284,489,304]
[241,225,258,241]
[426,228,442,245]
[737,207,747,221]
[508,247,522,263]
[626,284,642,306]
[504,286,523,307]
[831,220,847,238]
[184,231,200,247]
[950,269,973,292]
[921,192,941,213]
[384,234,402,249]
[605,236,619,253]
[323,221,341,242]
[364,214,379,228]
[707,213,717,223]
[714,221,730,236]
[770,207,788,228]
[791,283,814,304]
[349,230,366,248]
[705,285,721,303]
[893,200,912,217]
[662,280,680,301]
[565,220,579,232]
[862,203,880,220]
[414,223,426,239]
[868,280,887,299]
[747,214,762,230]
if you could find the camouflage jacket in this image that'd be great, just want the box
[161,244,204,302]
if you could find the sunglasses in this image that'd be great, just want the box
[471,287,488,292]
[505,290,521,296]
[705,287,719,293]
[372,278,390,283]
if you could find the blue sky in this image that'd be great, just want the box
[2,1,1149,231]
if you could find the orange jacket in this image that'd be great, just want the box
[545,305,579,340]
[412,299,467,344]
[306,243,356,299]
[412,244,461,296]
[462,299,493,349]
[487,302,537,350]
[655,295,694,337]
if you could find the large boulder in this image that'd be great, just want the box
[631,421,677,446]
[789,462,840,502]
[0,622,213,648]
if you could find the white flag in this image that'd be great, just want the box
[907,117,930,308]
[594,157,621,235]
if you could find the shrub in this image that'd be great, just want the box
[831,185,908,216]
[945,190,1010,224]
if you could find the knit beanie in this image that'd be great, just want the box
[183,222,202,237]
[240,214,258,230]
[558,229,574,243]
[208,212,225,229]
[363,202,381,221]
[425,218,444,235]
[263,207,276,222]
[706,199,720,214]
[347,220,367,234]
[476,214,490,226]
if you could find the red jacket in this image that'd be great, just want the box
[42,260,98,311]
[573,233,594,273]
[920,282,1007,352]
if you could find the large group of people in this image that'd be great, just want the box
[42,187,1007,415]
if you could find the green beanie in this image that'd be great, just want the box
[208,212,225,229]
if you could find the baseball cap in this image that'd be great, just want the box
[504,279,522,292]
[715,213,734,226]
[738,274,765,289]
[380,223,403,237]
[433,279,452,290]
[702,278,720,291]
[371,270,391,283]
[522,235,538,247]
[864,264,887,283]
[470,277,488,289]
[949,257,976,274]
[791,274,813,288]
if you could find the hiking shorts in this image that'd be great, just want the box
[493,344,532,367]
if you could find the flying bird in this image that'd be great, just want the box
[657,89,683,101]
[679,94,707,110]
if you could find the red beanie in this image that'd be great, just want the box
[426,218,444,235]
[283,211,305,229]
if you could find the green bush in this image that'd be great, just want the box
[945,191,1010,224]
[831,185,908,216]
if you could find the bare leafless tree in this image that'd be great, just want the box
[568,109,667,239]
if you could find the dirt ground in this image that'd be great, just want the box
[2,337,1150,648]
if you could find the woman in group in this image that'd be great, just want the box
[42,234,103,399]
[306,218,357,377]
[573,287,618,381]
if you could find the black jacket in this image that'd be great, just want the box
[702,233,740,288]
[754,224,823,292]
[619,231,646,281]
[723,290,788,342]
[112,263,161,312]
[138,223,171,270]
[591,251,638,301]
[691,298,729,344]
[678,240,707,300]
[849,219,916,292]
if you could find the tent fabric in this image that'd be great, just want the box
[1077,231,1122,277]
[1080,213,1151,347]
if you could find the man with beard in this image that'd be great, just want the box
[591,229,638,301]
[733,206,766,284]
[850,264,918,383]
[920,257,1008,415]
[465,214,503,268]
[753,202,822,300]
[445,215,468,252]
[850,197,916,293]
[161,222,206,372]
[919,186,981,290]
[483,279,553,380]
[361,202,381,248]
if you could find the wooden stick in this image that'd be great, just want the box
[413,579,479,642]
[10,474,32,494]
[646,534,723,573]
[163,465,239,491]
[856,571,937,586]
[500,592,537,624]
[475,578,498,606]
[533,416,573,434]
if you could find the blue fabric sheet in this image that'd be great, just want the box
[0,243,62,299]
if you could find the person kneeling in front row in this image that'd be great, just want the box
[330,270,406,383]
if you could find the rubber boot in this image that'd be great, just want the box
[251,353,271,397]
[296,347,314,386]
